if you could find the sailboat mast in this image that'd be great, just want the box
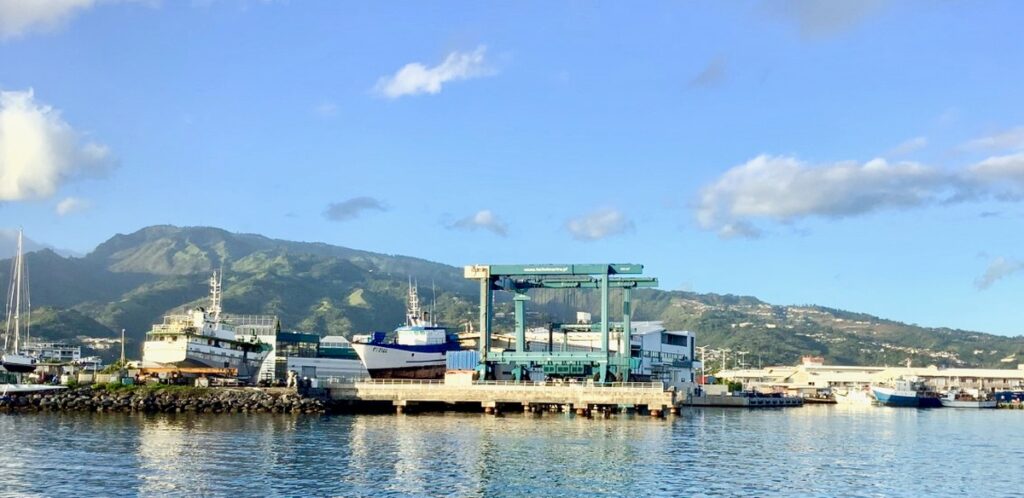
[3,244,11,352]
[12,229,22,354]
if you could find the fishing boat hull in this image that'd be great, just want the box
[940,398,997,409]
[872,386,921,407]
[142,336,267,378]
[351,342,450,379]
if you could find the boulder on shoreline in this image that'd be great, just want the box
[0,386,327,415]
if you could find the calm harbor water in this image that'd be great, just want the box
[1,406,1021,497]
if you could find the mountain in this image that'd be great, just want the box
[0,229,81,259]
[1,225,1022,368]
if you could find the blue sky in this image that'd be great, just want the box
[1,1,1023,335]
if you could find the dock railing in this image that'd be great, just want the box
[322,377,665,392]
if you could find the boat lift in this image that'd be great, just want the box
[464,264,657,382]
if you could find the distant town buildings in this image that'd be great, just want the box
[718,356,1024,395]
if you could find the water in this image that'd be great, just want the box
[1,406,1021,497]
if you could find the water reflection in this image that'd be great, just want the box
[0,407,1021,497]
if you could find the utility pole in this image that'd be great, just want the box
[696,346,708,383]
[721,348,730,372]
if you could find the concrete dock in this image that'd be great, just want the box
[684,393,803,408]
[324,379,677,416]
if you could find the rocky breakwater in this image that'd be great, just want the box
[0,386,327,415]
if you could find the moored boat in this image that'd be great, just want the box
[940,389,997,409]
[2,229,38,374]
[833,386,875,405]
[872,377,941,408]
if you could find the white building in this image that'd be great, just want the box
[254,332,367,383]
[719,359,1024,394]
[21,342,81,363]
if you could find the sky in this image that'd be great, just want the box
[0,0,1022,335]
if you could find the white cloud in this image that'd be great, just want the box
[961,126,1024,152]
[374,46,493,99]
[889,136,928,156]
[695,147,1024,238]
[55,196,91,216]
[0,0,94,39]
[448,209,508,236]
[0,88,115,202]
[0,0,148,40]
[965,152,1024,199]
[696,155,950,238]
[697,124,1024,238]
[566,208,634,241]
[975,257,1024,290]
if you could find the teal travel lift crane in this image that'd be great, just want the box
[463,264,658,383]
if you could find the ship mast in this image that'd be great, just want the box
[406,278,424,327]
[13,229,21,353]
[4,229,24,354]
[209,270,223,327]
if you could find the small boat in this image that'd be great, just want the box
[940,389,997,409]
[833,386,875,405]
[351,281,461,379]
[803,392,837,404]
[872,377,941,408]
[2,229,38,374]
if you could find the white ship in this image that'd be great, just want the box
[141,271,274,380]
[351,282,460,379]
[3,229,38,374]
[940,389,997,409]
[833,386,875,405]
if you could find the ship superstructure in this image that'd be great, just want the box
[141,271,274,380]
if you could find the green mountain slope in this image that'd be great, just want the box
[1,225,1022,367]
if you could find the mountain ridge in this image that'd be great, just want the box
[1,225,1021,367]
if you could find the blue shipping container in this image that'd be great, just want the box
[446,350,480,370]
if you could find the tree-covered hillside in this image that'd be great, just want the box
[2,225,1022,367]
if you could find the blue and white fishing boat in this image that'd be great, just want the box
[351,282,461,379]
[872,377,941,408]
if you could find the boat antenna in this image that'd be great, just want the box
[431,280,437,327]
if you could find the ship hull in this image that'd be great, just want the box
[143,339,266,378]
[940,399,997,409]
[367,365,449,379]
[834,389,874,405]
[1,354,37,373]
[872,387,920,407]
[351,342,450,380]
